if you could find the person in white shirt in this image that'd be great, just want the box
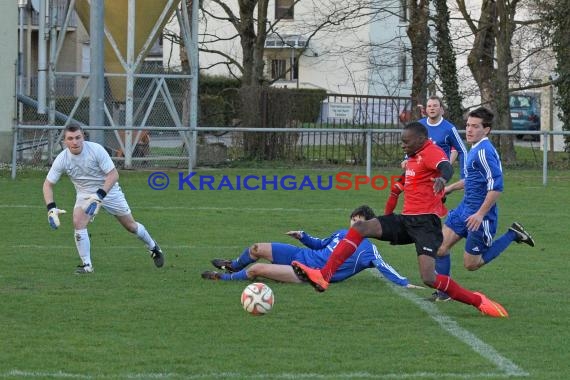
[42,124,164,274]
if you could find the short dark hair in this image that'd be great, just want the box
[468,107,494,130]
[428,95,444,108]
[350,205,376,220]
[404,121,428,139]
[64,124,84,134]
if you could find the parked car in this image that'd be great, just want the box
[510,93,540,139]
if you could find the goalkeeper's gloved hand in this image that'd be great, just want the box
[84,189,107,219]
[47,203,67,230]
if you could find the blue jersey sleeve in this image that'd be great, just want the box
[479,145,504,192]
[448,126,468,179]
[371,250,409,287]
[299,230,340,250]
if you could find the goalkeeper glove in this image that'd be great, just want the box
[84,189,107,219]
[47,203,67,229]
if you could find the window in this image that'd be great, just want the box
[291,57,299,80]
[271,59,287,80]
[275,0,294,20]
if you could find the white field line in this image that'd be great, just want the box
[5,207,529,379]
[3,274,530,380]
[0,369,528,379]
[0,204,350,213]
[371,271,529,378]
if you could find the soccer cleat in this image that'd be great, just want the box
[509,222,535,247]
[427,291,452,302]
[75,263,94,274]
[211,258,236,273]
[150,243,164,268]
[201,271,222,280]
[291,261,329,292]
[474,292,509,318]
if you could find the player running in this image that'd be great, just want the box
[42,124,164,273]
[385,96,469,302]
[201,206,421,289]
[437,107,534,271]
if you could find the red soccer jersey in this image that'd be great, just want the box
[402,140,449,216]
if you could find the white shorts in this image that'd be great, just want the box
[76,186,131,217]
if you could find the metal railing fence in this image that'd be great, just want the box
[11,124,570,186]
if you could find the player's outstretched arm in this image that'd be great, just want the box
[285,231,303,240]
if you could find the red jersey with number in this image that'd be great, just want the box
[403,140,449,217]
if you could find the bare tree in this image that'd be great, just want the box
[455,0,519,161]
[537,0,570,149]
[406,0,430,120]
[433,0,464,127]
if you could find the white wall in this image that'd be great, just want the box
[163,0,410,95]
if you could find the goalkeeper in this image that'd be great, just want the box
[201,205,422,289]
[42,124,164,274]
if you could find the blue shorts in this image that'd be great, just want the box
[445,203,497,255]
[270,243,328,269]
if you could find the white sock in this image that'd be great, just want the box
[74,229,92,266]
[135,222,155,249]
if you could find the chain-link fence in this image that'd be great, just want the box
[14,85,412,170]
[16,62,194,169]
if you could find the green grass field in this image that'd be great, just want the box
[1,167,569,379]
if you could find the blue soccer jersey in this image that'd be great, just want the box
[419,117,468,178]
[296,230,409,286]
[461,137,503,217]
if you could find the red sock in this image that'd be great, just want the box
[321,228,363,282]
[434,274,482,307]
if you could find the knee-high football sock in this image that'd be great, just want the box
[135,222,155,249]
[74,229,91,266]
[434,274,481,306]
[232,247,255,270]
[481,230,518,265]
[320,228,364,282]
[435,254,451,276]
[220,269,249,281]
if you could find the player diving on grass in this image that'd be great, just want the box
[201,205,423,289]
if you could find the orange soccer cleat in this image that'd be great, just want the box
[474,292,509,318]
[291,261,329,292]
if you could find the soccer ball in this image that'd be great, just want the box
[240,282,274,316]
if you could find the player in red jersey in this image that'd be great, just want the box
[292,122,508,317]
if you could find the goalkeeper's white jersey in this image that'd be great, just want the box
[47,141,119,195]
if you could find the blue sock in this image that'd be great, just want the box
[232,248,255,270]
[220,269,249,281]
[435,254,451,297]
[481,230,517,264]
[436,254,451,276]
